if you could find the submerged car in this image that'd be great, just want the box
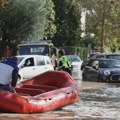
[82,58,120,82]
[66,55,83,80]
[16,55,54,80]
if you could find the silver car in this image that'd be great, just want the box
[66,55,83,80]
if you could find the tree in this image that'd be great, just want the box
[79,0,120,52]
[44,0,56,40]
[0,0,55,58]
[0,0,13,58]
[52,0,81,47]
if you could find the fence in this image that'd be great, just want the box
[59,46,88,60]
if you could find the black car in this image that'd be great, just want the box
[82,58,120,82]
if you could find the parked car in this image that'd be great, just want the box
[16,55,54,80]
[88,52,106,59]
[66,55,83,80]
[81,52,106,70]
[82,58,120,82]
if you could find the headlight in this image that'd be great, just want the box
[104,70,111,76]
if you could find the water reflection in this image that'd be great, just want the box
[1,81,120,120]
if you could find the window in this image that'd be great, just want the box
[18,45,49,55]
[24,58,34,67]
[36,57,45,66]
[46,58,51,64]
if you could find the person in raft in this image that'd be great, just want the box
[0,56,19,93]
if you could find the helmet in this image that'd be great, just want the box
[58,49,65,56]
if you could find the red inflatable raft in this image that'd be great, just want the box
[0,71,78,113]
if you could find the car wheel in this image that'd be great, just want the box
[98,75,104,82]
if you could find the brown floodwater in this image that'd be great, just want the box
[0,80,120,120]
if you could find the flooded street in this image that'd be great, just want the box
[65,81,120,120]
[1,81,120,120]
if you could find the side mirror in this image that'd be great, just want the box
[21,64,25,68]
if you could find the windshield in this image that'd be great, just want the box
[106,55,120,60]
[17,56,25,64]
[18,45,49,56]
[66,55,81,62]
[99,60,120,68]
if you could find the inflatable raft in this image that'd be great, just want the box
[0,71,78,113]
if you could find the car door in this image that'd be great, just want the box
[83,60,99,81]
[44,57,54,71]
[34,56,48,75]
[84,65,95,81]
[90,60,99,81]
[19,57,36,79]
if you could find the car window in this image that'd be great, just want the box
[46,58,51,65]
[89,52,101,59]
[17,56,25,64]
[96,55,105,59]
[24,58,34,67]
[36,57,45,66]
[87,59,95,66]
[99,61,109,68]
[67,55,81,62]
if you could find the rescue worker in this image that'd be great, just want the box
[57,49,72,75]
[0,56,19,93]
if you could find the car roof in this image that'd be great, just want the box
[16,55,50,58]
[87,58,120,65]
[89,52,106,55]
[88,52,106,59]
[66,54,80,57]
[106,53,120,56]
